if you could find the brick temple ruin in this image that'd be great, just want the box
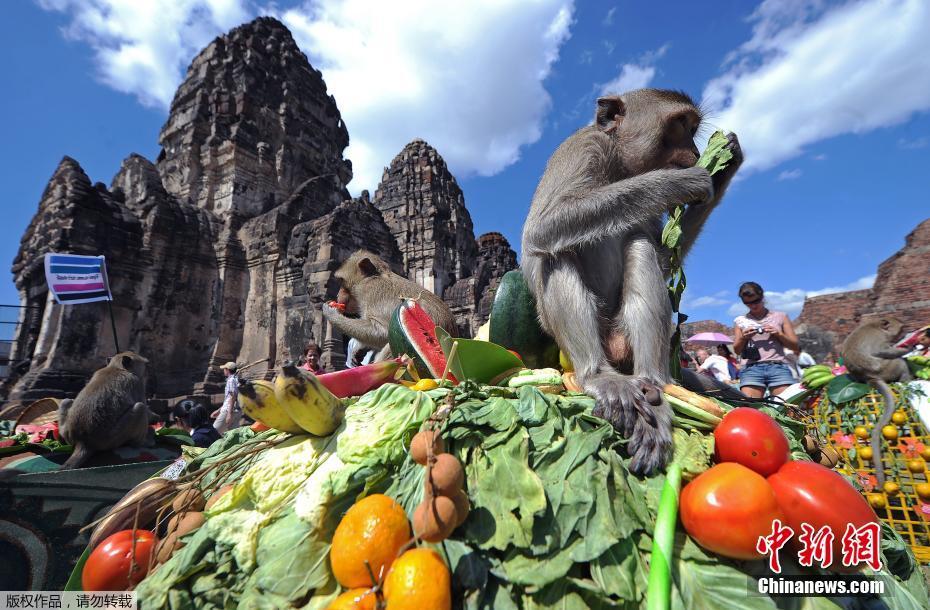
[1,17,516,408]
[794,217,930,359]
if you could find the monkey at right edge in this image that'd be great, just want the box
[522,89,742,475]
[841,317,912,485]
[58,351,158,469]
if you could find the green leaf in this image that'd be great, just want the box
[436,327,525,384]
[697,131,734,176]
[826,375,871,404]
[464,426,547,550]
[590,536,648,602]
[661,222,682,249]
[672,428,713,481]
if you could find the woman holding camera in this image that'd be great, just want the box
[732,281,799,398]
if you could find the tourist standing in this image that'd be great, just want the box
[732,282,799,398]
[213,362,242,434]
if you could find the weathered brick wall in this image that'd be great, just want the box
[861,218,930,331]
[795,217,930,355]
[796,290,872,338]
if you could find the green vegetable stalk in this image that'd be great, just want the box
[647,429,714,610]
[648,462,681,610]
[664,131,734,380]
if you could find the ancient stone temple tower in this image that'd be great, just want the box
[373,139,478,298]
[4,17,517,407]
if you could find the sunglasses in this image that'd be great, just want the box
[742,296,762,305]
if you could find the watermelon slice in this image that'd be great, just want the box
[389,299,457,382]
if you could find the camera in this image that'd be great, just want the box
[754,325,765,334]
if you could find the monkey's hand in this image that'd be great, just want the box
[712,132,743,193]
[321,302,344,322]
[585,372,673,475]
[674,166,715,208]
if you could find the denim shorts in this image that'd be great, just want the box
[739,361,796,389]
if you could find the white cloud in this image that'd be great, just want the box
[898,136,929,149]
[600,64,655,96]
[702,0,930,175]
[777,168,802,180]
[603,7,616,26]
[40,0,576,193]
[281,0,575,191]
[812,153,827,161]
[725,274,876,318]
[603,40,616,55]
[682,290,730,309]
[39,0,251,108]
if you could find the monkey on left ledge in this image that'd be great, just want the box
[56,351,161,470]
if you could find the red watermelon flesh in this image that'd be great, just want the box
[389,299,457,383]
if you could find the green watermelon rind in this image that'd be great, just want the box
[489,270,560,369]
[388,300,449,379]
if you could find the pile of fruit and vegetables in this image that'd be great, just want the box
[70,289,930,610]
[70,136,929,609]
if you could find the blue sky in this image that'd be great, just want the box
[2,0,929,340]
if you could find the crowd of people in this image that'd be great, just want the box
[682,281,820,398]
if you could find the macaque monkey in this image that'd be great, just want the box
[841,316,912,485]
[58,352,158,469]
[522,89,742,475]
[322,250,458,360]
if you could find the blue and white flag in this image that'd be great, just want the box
[44,254,113,305]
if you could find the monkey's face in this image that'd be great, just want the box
[659,110,701,171]
[335,285,361,316]
[879,317,904,339]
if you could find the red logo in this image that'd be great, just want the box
[757,521,882,572]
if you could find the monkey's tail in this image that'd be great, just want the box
[870,379,897,487]
[58,445,92,470]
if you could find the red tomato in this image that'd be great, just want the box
[680,463,785,560]
[82,530,158,591]
[767,461,879,570]
[714,407,790,476]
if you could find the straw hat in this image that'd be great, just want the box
[221,361,238,372]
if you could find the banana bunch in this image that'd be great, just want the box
[802,364,835,389]
[239,379,305,434]
[907,355,930,380]
[272,363,343,436]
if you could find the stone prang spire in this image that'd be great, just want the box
[373,139,478,299]
[157,16,352,217]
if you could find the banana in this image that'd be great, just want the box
[802,365,831,380]
[88,477,176,549]
[239,379,304,434]
[273,364,342,436]
[806,374,835,389]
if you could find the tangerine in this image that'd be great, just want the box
[326,588,377,610]
[330,494,411,589]
[384,548,451,610]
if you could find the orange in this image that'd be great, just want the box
[330,494,411,589]
[383,548,451,610]
[326,588,377,610]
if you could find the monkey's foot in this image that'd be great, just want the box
[585,373,672,475]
